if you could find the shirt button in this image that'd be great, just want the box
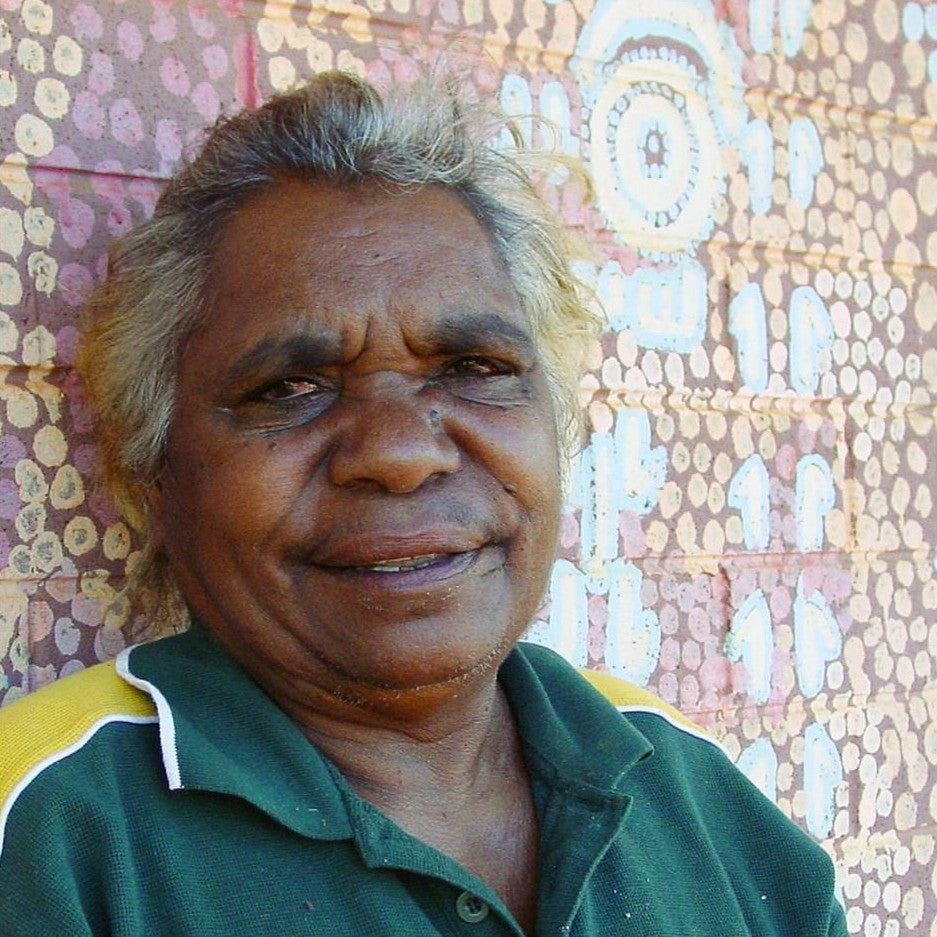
[455,891,489,923]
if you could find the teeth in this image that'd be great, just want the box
[362,554,443,573]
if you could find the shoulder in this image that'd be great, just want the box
[0,658,156,857]
[576,666,719,746]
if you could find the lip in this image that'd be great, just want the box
[319,547,491,589]
[308,530,488,568]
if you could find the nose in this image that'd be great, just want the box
[328,392,460,493]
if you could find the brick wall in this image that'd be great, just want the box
[1,0,935,931]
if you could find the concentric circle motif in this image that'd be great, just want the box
[573,0,746,260]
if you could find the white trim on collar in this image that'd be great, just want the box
[115,647,184,790]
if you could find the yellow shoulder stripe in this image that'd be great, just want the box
[0,660,155,832]
[578,668,713,739]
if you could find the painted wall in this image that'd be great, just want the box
[1,0,936,931]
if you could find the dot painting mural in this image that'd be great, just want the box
[1,0,936,931]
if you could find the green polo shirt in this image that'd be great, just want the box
[0,626,847,936]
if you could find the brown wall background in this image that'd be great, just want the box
[2,0,937,931]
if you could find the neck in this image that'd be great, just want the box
[291,674,514,810]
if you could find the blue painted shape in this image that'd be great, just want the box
[530,558,589,667]
[728,281,769,393]
[499,74,533,147]
[741,119,774,215]
[610,258,708,353]
[789,118,823,208]
[749,0,776,53]
[725,589,773,704]
[789,285,833,396]
[803,722,843,840]
[925,1,937,39]
[539,80,577,178]
[779,0,813,56]
[903,1,924,40]
[728,454,770,550]
[795,453,834,551]
[606,559,661,686]
[615,409,668,515]
[794,572,842,698]
[571,409,666,564]
[737,737,779,803]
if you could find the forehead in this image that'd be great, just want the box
[200,179,526,354]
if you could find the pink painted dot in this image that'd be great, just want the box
[775,443,796,481]
[659,603,678,635]
[682,639,701,670]
[658,672,678,703]
[435,0,458,19]
[71,2,103,40]
[56,325,80,364]
[558,511,578,550]
[365,59,392,88]
[128,178,160,217]
[73,90,106,140]
[29,602,53,641]
[659,636,680,671]
[155,117,182,163]
[109,98,144,147]
[150,8,177,43]
[160,56,190,96]
[88,489,118,526]
[189,4,217,38]
[218,0,245,15]
[58,262,94,307]
[55,618,82,657]
[0,479,22,520]
[0,435,26,467]
[72,442,97,474]
[107,202,133,237]
[0,0,22,12]
[58,198,96,249]
[91,161,126,203]
[587,622,605,661]
[587,594,608,628]
[64,370,95,434]
[88,51,115,95]
[679,673,700,710]
[393,56,421,85]
[638,574,657,607]
[769,585,792,621]
[35,166,71,203]
[117,20,144,61]
[202,45,228,81]
[191,81,220,123]
[71,595,102,628]
[687,605,710,642]
[699,654,731,693]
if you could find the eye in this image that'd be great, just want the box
[251,377,324,402]
[444,355,514,377]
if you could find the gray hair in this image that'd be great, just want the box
[78,71,600,620]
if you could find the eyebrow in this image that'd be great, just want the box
[222,332,343,385]
[220,311,536,386]
[429,312,536,358]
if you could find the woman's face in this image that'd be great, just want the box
[149,179,562,718]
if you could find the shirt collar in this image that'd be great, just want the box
[119,626,654,838]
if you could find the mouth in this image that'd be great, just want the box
[316,547,496,589]
[354,553,463,573]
